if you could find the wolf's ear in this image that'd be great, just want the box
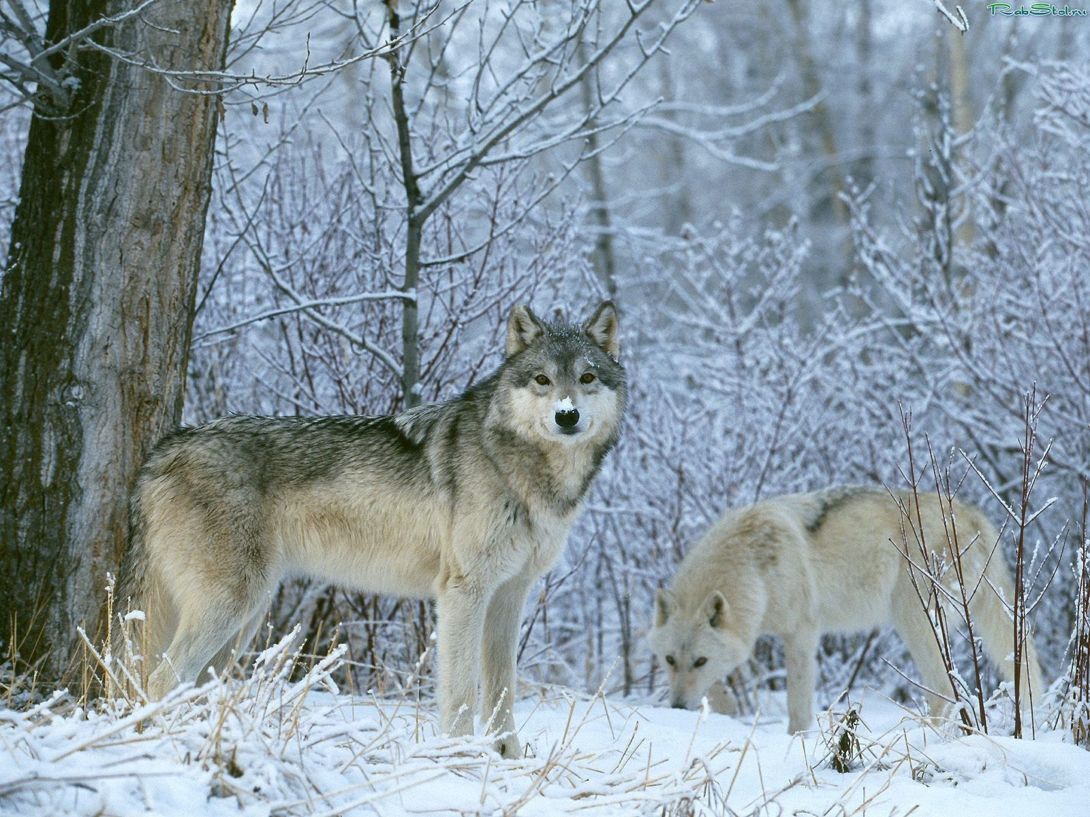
[702,591,728,630]
[654,588,676,627]
[506,304,545,357]
[584,300,619,360]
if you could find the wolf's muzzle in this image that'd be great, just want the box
[555,407,580,431]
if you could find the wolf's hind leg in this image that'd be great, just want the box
[784,628,819,733]
[481,574,533,757]
[142,486,272,700]
[147,602,245,699]
[208,608,267,681]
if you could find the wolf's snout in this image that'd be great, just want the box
[555,407,580,429]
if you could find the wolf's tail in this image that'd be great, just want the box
[963,507,1046,709]
[111,481,175,695]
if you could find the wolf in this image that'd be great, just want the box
[117,301,625,757]
[648,487,1045,733]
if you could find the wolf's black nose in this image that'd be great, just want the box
[555,408,580,429]
[671,700,687,710]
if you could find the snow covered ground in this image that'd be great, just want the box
[2,636,1088,816]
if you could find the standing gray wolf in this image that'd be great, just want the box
[118,301,625,757]
[648,487,1044,733]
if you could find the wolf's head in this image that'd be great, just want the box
[648,589,749,710]
[494,300,626,447]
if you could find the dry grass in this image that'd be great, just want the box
[0,628,738,816]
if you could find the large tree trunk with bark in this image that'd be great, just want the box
[0,0,232,680]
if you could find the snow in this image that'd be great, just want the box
[3,637,1088,816]
[555,396,575,413]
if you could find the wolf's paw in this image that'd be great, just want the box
[707,681,738,716]
[787,717,812,735]
[495,733,522,759]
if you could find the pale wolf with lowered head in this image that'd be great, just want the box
[118,301,625,757]
[648,487,1044,733]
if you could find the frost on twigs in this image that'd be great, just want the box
[0,630,726,816]
[933,1,969,33]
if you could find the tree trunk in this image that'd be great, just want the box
[854,0,874,190]
[579,43,617,299]
[945,24,975,253]
[785,0,846,225]
[384,0,423,409]
[0,0,232,680]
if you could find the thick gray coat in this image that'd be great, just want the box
[119,302,626,757]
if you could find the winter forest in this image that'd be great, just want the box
[3,1,1090,815]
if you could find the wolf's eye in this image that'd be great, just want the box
[664,655,675,667]
[534,374,551,386]
[580,371,596,384]
[693,657,707,669]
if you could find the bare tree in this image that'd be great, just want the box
[352,0,699,406]
[0,0,232,680]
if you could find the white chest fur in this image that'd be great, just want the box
[529,512,574,574]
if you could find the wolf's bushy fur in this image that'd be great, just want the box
[117,301,625,757]
[649,487,1045,733]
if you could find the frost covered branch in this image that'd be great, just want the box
[933,1,969,33]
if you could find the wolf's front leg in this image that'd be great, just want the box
[707,680,738,716]
[481,575,534,758]
[783,629,819,733]
[436,576,490,738]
